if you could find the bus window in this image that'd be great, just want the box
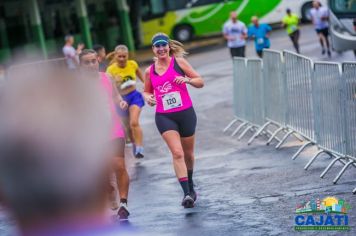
[329,0,356,16]
[191,0,225,8]
[166,0,190,11]
[141,0,166,21]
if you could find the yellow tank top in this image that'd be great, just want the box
[106,60,138,88]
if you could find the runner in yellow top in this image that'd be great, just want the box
[107,45,145,158]
[282,8,300,54]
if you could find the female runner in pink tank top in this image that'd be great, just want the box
[143,33,204,208]
[78,49,131,221]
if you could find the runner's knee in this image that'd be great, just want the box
[113,158,126,172]
[129,119,139,129]
[172,149,184,160]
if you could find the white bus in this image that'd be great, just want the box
[328,0,356,51]
[138,0,326,45]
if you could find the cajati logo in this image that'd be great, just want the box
[294,196,351,231]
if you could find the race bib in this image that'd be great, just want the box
[162,91,182,111]
[290,25,297,32]
[257,38,264,45]
[120,80,136,90]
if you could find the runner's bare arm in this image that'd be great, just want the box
[108,74,128,109]
[175,58,204,88]
[223,33,232,41]
[143,67,156,106]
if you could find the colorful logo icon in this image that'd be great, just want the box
[294,197,351,231]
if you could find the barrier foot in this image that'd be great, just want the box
[291,141,313,160]
[276,130,294,149]
[266,126,284,146]
[264,130,281,142]
[304,150,328,170]
[238,125,253,140]
[292,133,305,142]
[320,156,345,178]
[231,122,247,137]
[337,159,356,169]
[333,160,355,184]
[223,118,238,133]
[247,121,271,145]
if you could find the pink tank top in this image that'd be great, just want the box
[100,72,125,140]
[149,57,193,113]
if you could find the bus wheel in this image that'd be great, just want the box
[301,2,313,23]
[173,25,193,42]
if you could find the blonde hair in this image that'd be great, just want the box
[152,33,188,58]
[251,16,258,22]
[106,44,129,65]
[115,44,129,53]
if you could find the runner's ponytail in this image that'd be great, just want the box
[168,39,188,58]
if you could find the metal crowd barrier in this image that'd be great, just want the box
[223,58,249,136]
[343,62,356,160]
[224,58,271,141]
[245,59,266,144]
[304,62,346,169]
[276,51,316,159]
[252,49,287,146]
[342,62,356,194]
[224,50,356,193]
[305,62,356,185]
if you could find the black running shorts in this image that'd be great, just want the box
[155,107,197,137]
[315,28,329,37]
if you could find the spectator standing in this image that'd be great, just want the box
[62,35,84,70]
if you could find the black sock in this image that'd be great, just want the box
[120,198,127,204]
[179,177,190,196]
[188,170,194,191]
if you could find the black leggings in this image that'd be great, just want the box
[289,30,300,54]
[155,107,197,137]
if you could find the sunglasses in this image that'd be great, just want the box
[154,43,168,48]
[82,59,98,66]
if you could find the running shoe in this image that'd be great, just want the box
[190,190,197,202]
[135,146,144,159]
[181,194,194,208]
[322,49,326,55]
[327,50,331,57]
[117,202,130,221]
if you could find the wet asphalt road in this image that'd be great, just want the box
[1,24,356,236]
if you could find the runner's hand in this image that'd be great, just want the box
[228,36,237,41]
[174,76,190,85]
[119,101,128,110]
[77,43,85,51]
[146,94,156,106]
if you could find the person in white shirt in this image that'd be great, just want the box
[62,35,84,69]
[310,0,331,57]
[223,12,248,57]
